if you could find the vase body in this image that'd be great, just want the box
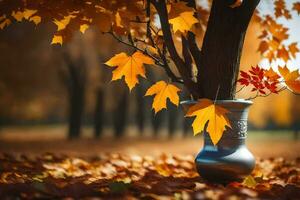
[182,99,255,183]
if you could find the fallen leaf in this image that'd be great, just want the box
[242,176,257,189]
[51,35,63,45]
[0,17,11,29]
[185,99,231,145]
[29,15,41,25]
[54,15,73,31]
[80,24,89,34]
[145,81,180,114]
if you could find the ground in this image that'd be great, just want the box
[0,126,299,199]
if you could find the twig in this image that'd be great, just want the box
[214,85,220,104]
[104,31,163,65]
[235,85,245,94]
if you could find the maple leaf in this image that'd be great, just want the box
[0,17,11,29]
[169,12,198,33]
[53,15,74,31]
[264,68,280,81]
[293,2,300,15]
[105,52,154,90]
[185,99,231,145]
[168,2,198,33]
[274,0,291,19]
[51,35,63,45]
[11,9,37,22]
[257,40,269,55]
[278,66,300,94]
[145,81,181,114]
[29,16,41,25]
[242,176,257,189]
[288,43,299,58]
[277,47,289,62]
[80,24,89,34]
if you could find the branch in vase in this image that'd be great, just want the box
[150,0,199,98]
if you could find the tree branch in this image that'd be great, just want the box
[146,0,183,84]
[150,0,199,98]
[181,36,193,77]
[187,32,202,70]
[104,31,163,65]
[238,0,261,30]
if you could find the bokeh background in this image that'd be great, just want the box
[0,1,299,159]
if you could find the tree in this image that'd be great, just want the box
[61,51,87,139]
[0,0,299,143]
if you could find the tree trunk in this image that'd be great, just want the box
[64,55,86,139]
[94,89,104,138]
[197,0,260,99]
[136,83,145,134]
[113,91,128,137]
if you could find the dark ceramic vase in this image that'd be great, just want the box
[182,99,255,183]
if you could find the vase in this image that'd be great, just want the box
[182,99,255,183]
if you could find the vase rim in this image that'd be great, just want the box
[180,99,253,105]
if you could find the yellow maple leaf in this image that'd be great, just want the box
[51,35,63,45]
[0,17,11,29]
[168,2,198,33]
[169,12,198,33]
[145,81,181,114]
[80,24,89,34]
[278,66,300,94]
[23,9,37,19]
[105,52,154,90]
[11,11,24,21]
[185,99,231,145]
[29,15,41,25]
[11,9,37,22]
[54,15,73,31]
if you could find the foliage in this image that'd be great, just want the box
[0,153,299,199]
[238,65,300,99]
[145,81,181,113]
[185,99,231,145]
[0,0,300,143]
[105,51,154,91]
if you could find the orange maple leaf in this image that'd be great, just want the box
[257,40,269,55]
[145,81,181,114]
[264,68,280,81]
[105,52,154,90]
[293,2,300,15]
[288,43,299,58]
[278,66,300,94]
[277,47,290,62]
[185,99,231,145]
[274,0,291,19]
